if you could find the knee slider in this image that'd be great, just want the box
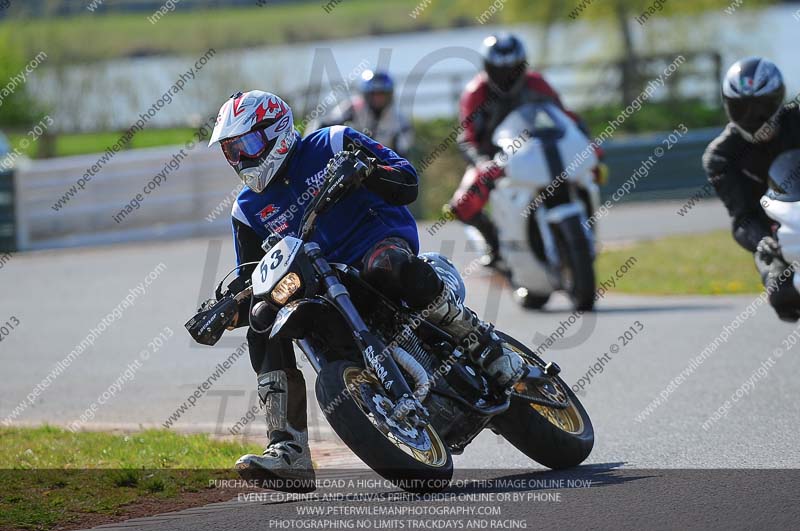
[362,243,412,301]
[400,256,444,310]
[250,301,275,331]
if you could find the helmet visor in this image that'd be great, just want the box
[725,92,784,135]
[486,62,526,93]
[365,91,392,111]
[220,129,273,166]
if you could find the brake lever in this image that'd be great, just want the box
[215,272,251,301]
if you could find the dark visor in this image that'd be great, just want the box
[725,93,783,134]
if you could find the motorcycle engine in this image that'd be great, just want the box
[393,325,495,453]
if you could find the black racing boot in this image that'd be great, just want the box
[235,368,316,492]
[468,211,502,269]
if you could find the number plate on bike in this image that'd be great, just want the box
[251,236,303,297]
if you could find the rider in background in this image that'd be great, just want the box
[449,33,603,268]
[702,57,800,321]
[306,69,414,158]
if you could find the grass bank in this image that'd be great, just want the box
[0,426,263,531]
[7,127,198,159]
[596,230,762,295]
[1,1,477,64]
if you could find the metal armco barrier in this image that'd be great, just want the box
[0,167,15,251]
[14,127,725,251]
[15,144,237,250]
[600,127,722,202]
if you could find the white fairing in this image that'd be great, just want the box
[492,103,598,189]
[252,236,303,297]
[483,102,598,295]
[761,196,800,292]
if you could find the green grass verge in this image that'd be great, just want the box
[8,127,197,159]
[0,425,262,468]
[596,230,763,295]
[0,426,263,531]
[2,0,476,64]
[580,99,725,135]
[410,117,466,219]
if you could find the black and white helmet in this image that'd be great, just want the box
[481,33,527,95]
[722,57,785,143]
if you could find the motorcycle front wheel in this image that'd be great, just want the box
[491,332,594,469]
[555,216,596,312]
[513,287,551,309]
[316,360,453,492]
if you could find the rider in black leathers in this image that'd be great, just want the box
[703,57,800,320]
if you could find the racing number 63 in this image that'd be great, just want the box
[261,248,284,282]
[270,249,284,270]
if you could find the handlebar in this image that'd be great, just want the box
[188,150,374,347]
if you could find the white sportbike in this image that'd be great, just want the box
[470,102,600,311]
[760,148,800,312]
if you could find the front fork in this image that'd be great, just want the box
[535,200,596,270]
[304,243,420,416]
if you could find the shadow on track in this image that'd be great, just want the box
[443,462,651,494]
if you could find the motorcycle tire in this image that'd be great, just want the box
[555,216,596,312]
[491,332,594,469]
[513,287,551,310]
[316,360,453,492]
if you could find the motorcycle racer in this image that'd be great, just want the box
[702,57,800,321]
[205,90,526,488]
[448,33,602,267]
[306,69,413,157]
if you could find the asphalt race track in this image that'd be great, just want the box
[3,199,800,529]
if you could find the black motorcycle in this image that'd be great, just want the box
[186,150,594,491]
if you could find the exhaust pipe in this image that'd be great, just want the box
[392,346,431,402]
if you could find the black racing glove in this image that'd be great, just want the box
[756,236,800,322]
[756,236,783,266]
[185,275,251,345]
[756,236,790,289]
[352,148,377,178]
[325,149,375,184]
[185,296,239,346]
[319,149,376,208]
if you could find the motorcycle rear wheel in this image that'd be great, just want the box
[315,360,453,492]
[491,332,594,469]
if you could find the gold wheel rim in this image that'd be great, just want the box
[506,344,585,435]
[342,367,449,468]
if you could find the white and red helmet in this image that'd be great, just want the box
[209,90,297,193]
